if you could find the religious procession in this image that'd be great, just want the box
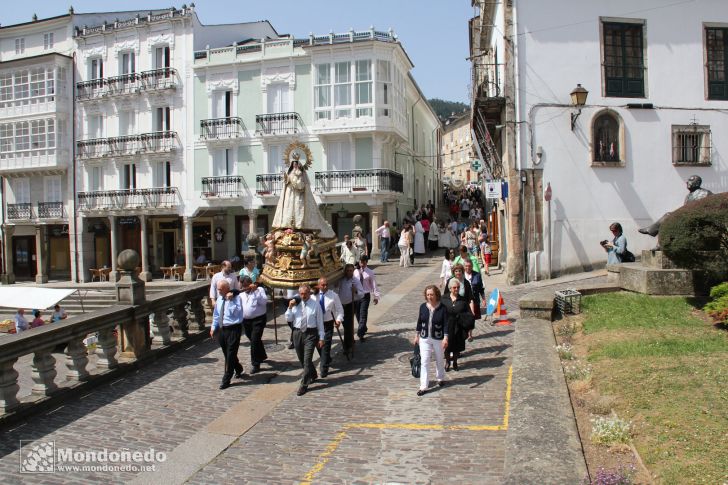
[209,140,496,397]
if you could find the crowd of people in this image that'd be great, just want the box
[13,304,68,334]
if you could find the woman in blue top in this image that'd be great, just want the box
[603,222,627,264]
[239,258,260,283]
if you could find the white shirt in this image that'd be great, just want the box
[317,289,344,323]
[240,287,268,319]
[375,224,390,239]
[14,313,28,333]
[353,266,381,300]
[209,271,240,299]
[285,298,325,340]
[339,243,360,265]
[337,277,365,305]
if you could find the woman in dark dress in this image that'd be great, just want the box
[441,277,474,371]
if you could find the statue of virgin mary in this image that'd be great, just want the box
[271,143,335,239]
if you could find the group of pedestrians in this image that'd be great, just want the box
[210,254,380,397]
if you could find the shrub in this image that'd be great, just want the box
[660,192,728,283]
[704,282,728,325]
[556,343,575,360]
[591,415,632,445]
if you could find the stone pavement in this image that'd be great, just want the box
[0,252,601,484]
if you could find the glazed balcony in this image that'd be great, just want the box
[76,68,178,100]
[77,187,180,212]
[314,169,403,194]
[201,176,246,198]
[7,203,33,220]
[255,173,284,196]
[255,112,302,136]
[38,201,64,219]
[77,131,177,160]
[200,117,245,140]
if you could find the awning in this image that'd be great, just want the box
[0,287,76,311]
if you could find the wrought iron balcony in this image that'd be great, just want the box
[76,68,178,100]
[7,203,32,220]
[255,173,284,196]
[38,202,64,219]
[77,131,177,160]
[200,118,245,140]
[77,187,180,211]
[314,169,404,194]
[255,112,302,136]
[201,176,246,198]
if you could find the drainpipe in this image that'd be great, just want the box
[72,52,79,283]
[1,177,5,276]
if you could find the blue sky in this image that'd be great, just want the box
[3,0,474,103]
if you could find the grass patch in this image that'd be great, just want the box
[566,292,728,484]
[580,292,705,333]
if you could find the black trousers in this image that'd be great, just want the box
[356,293,371,338]
[243,314,268,367]
[292,327,318,386]
[316,320,335,372]
[218,324,243,385]
[342,302,356,355]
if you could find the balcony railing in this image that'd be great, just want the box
[77,187,179,211]
[255,173,284,196]
[255,112,302,136]
[200,118,245,140]
[201,176,246,198]
[38,201,64,219]
[76,68,178,100]
[314,169,404,193]
[7,203,32,220]
[77,131,177,160]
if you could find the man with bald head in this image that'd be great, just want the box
[209,260,240,302]
[315,277,344,378]
[211,279,245,390]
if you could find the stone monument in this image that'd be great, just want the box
[258,141,343,289]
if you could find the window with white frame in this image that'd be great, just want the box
[118,111,135,136]
[334,61,351,119]
[15,121,29,151]
[0,73,12,107]
[122,163,137,189]
[355,60,372,117]
[31,120,44,149]
[154,161,171,187]
[15,38,25,55]
[154,45,171,70]
[154,106,171,131]
[267,144,284,173]
[47,119,55,148]
[327,140,352,171]
[89,165,103,191]
[88,114,104,139]
[14,70,29,103]
[46,68,55,97]
[44,176,62,203]
[43,33,54,50]
[13,178,30,204]
[314,64,331,120]
[30,68,46,99]
[0,123,12,156]
[376,60,391,117]
[120,51,136,76]
[89,57,103,80]
[213,148,233,176]
[212,90,232,118]
[672,124,711,165]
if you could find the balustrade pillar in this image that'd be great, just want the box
[173,303,189,338]
[31,349,58,396]
[1,226,15,284]
[108,216,119,282]
[189,298,207,331]
[370,206,383,258]
[35,226,48,284]
[139,214,152,282]
[96,327,119,370]
[183,216,193,281]
[121,317,151,359]
[0,359,20,413]
[65,339,90,381]
[151,310,172,345]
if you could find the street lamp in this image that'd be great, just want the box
[569,84,589,131]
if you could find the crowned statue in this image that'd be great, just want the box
[258,141,343,289]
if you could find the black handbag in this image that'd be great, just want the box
[621,250,636,263]
[409,344,421,378]
[459,312,476,331]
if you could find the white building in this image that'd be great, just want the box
[471,0,728,282]
[0,11,75,283]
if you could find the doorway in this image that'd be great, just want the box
[161,232,176,266]
[13,236,36,279]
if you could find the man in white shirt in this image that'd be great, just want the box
[375,220,391,263]
[239,276,269,374]
[315,277,344,378]
[353,255,381,343]
[14,309,28,333]
[211,280,245,390]
[209,260,240,301]
[339,235,360,266]
[285,284,325,396]
[51,304,67,323]
[336,264,365,359]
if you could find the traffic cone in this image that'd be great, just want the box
[494,295,511,326]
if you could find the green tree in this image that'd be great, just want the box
[428,98,469,121]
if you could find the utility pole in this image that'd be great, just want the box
[503,0,525,284]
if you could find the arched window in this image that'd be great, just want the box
[593,112,620,162]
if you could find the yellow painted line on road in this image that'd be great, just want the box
[300,366,514,484]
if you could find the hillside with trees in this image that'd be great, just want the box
[428,98,469,121]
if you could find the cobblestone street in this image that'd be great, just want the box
[0,255,602,484]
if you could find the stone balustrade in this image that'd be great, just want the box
[0,281,208,417]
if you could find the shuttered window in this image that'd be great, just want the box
[603,22,645,98]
